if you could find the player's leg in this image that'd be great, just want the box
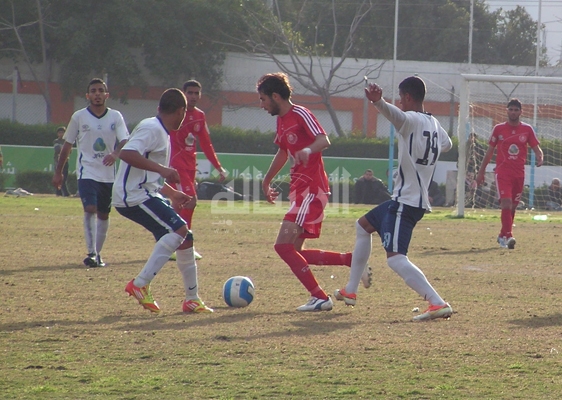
[505,176,524,249]
[176,231,213,313]
[299,249,351,266]
[496,174,514,247]
[274,192,332,311]
[334,201,390,306]
[94,182,113,267]
[119,198,188,313]
[61,161,70,197]
[381,202,451,321]
[78,179,99,267]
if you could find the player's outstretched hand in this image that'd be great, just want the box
[365,83,383,103]
[218,168,227,183]
[170,190,193,209]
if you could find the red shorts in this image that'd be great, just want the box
[495,173,524,203]
[284,190,329,239]
[175,169,196,197]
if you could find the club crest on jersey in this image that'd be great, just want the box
[287,133,298,145]
[193,123,200,132]
[184,132,195,147]
[111,123,116,131]
[519,135,527,143]
[93,138,107,152]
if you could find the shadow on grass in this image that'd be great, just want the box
[508,313,562,328]
[419,246,499,256]
[0,260,148,276]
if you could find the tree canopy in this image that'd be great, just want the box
[0,0,547,123]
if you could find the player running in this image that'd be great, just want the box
[258,72,370,312]
[334,76,453,321]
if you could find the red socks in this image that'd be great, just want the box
[299,249,352,267]
[500,208,513,237]
[274,243,327,300]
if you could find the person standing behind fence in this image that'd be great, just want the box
[476,98,543,249]
[52,78,129,268]
[354,169,391,205]
[53,126,70,197]
[258,72,371,312]
[168,80,227,261]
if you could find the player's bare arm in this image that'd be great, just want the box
[103,139,128,166]
[119,149,181,184]
[294,135,330,166]
[262,149,288,204]
[533,145,544,167]
[160,183,193,209]
[476,146,495,185]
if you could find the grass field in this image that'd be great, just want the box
[2,195,562,399]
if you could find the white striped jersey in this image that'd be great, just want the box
[373,99,452,211]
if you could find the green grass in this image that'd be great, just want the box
[2,195,562,399]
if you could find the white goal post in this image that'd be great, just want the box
[456,74,562,217]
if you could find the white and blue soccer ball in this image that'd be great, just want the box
[223,276,255,307]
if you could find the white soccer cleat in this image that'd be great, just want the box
[497,236,508,248]
[413,302,453,321]
[296,296,333,312]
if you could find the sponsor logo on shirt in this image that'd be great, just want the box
[184,132,195,147]
[93,138,107,155]
[82,124,90,132]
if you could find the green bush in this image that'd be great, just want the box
[14,171,56,194]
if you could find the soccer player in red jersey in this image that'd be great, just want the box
[257,72,369,312]
[476,98,543,249]
[169,80,227,259]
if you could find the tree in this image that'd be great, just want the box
[217,0,383,137]
[0,0,54,122]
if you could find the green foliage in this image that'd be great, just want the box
[14,171,55,194]
[0,119,58,146]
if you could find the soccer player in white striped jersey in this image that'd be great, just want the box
[53,78,129,268]
[334,76,454,321]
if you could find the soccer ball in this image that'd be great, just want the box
[223,276,255,307]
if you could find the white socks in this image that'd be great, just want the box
[387,254,445,306]
[96,218,109,254]
[345,220,372,294]
[83,212,96,254]
[176,247,199,300]
[134,232,184,287]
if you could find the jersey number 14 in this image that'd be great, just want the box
[416,130,439,166]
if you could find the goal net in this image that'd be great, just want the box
[456,74,562,217]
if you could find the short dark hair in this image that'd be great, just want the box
[159,88,186,114]
[182,80,202,91]
[56,126,66,133]
[256,73,292,100]
[87,78,107,92]
[507,98,522,109]
[398,76,426,102]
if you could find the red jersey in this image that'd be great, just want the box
[489,121,540,178]
[169,107,222,171]
[274,105,330,194]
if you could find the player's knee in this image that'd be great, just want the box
[274,243,292,257]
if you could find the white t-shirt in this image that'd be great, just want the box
[112,117,170,208]
[374,99,452,211]
[64,107,129,182]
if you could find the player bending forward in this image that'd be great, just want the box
[113,88,212,314]
[335,76,453,321]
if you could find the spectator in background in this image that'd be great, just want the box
[428,180,446,207]
[53,126,70,197]
[354,169,391,205]
[546,178,562,211]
